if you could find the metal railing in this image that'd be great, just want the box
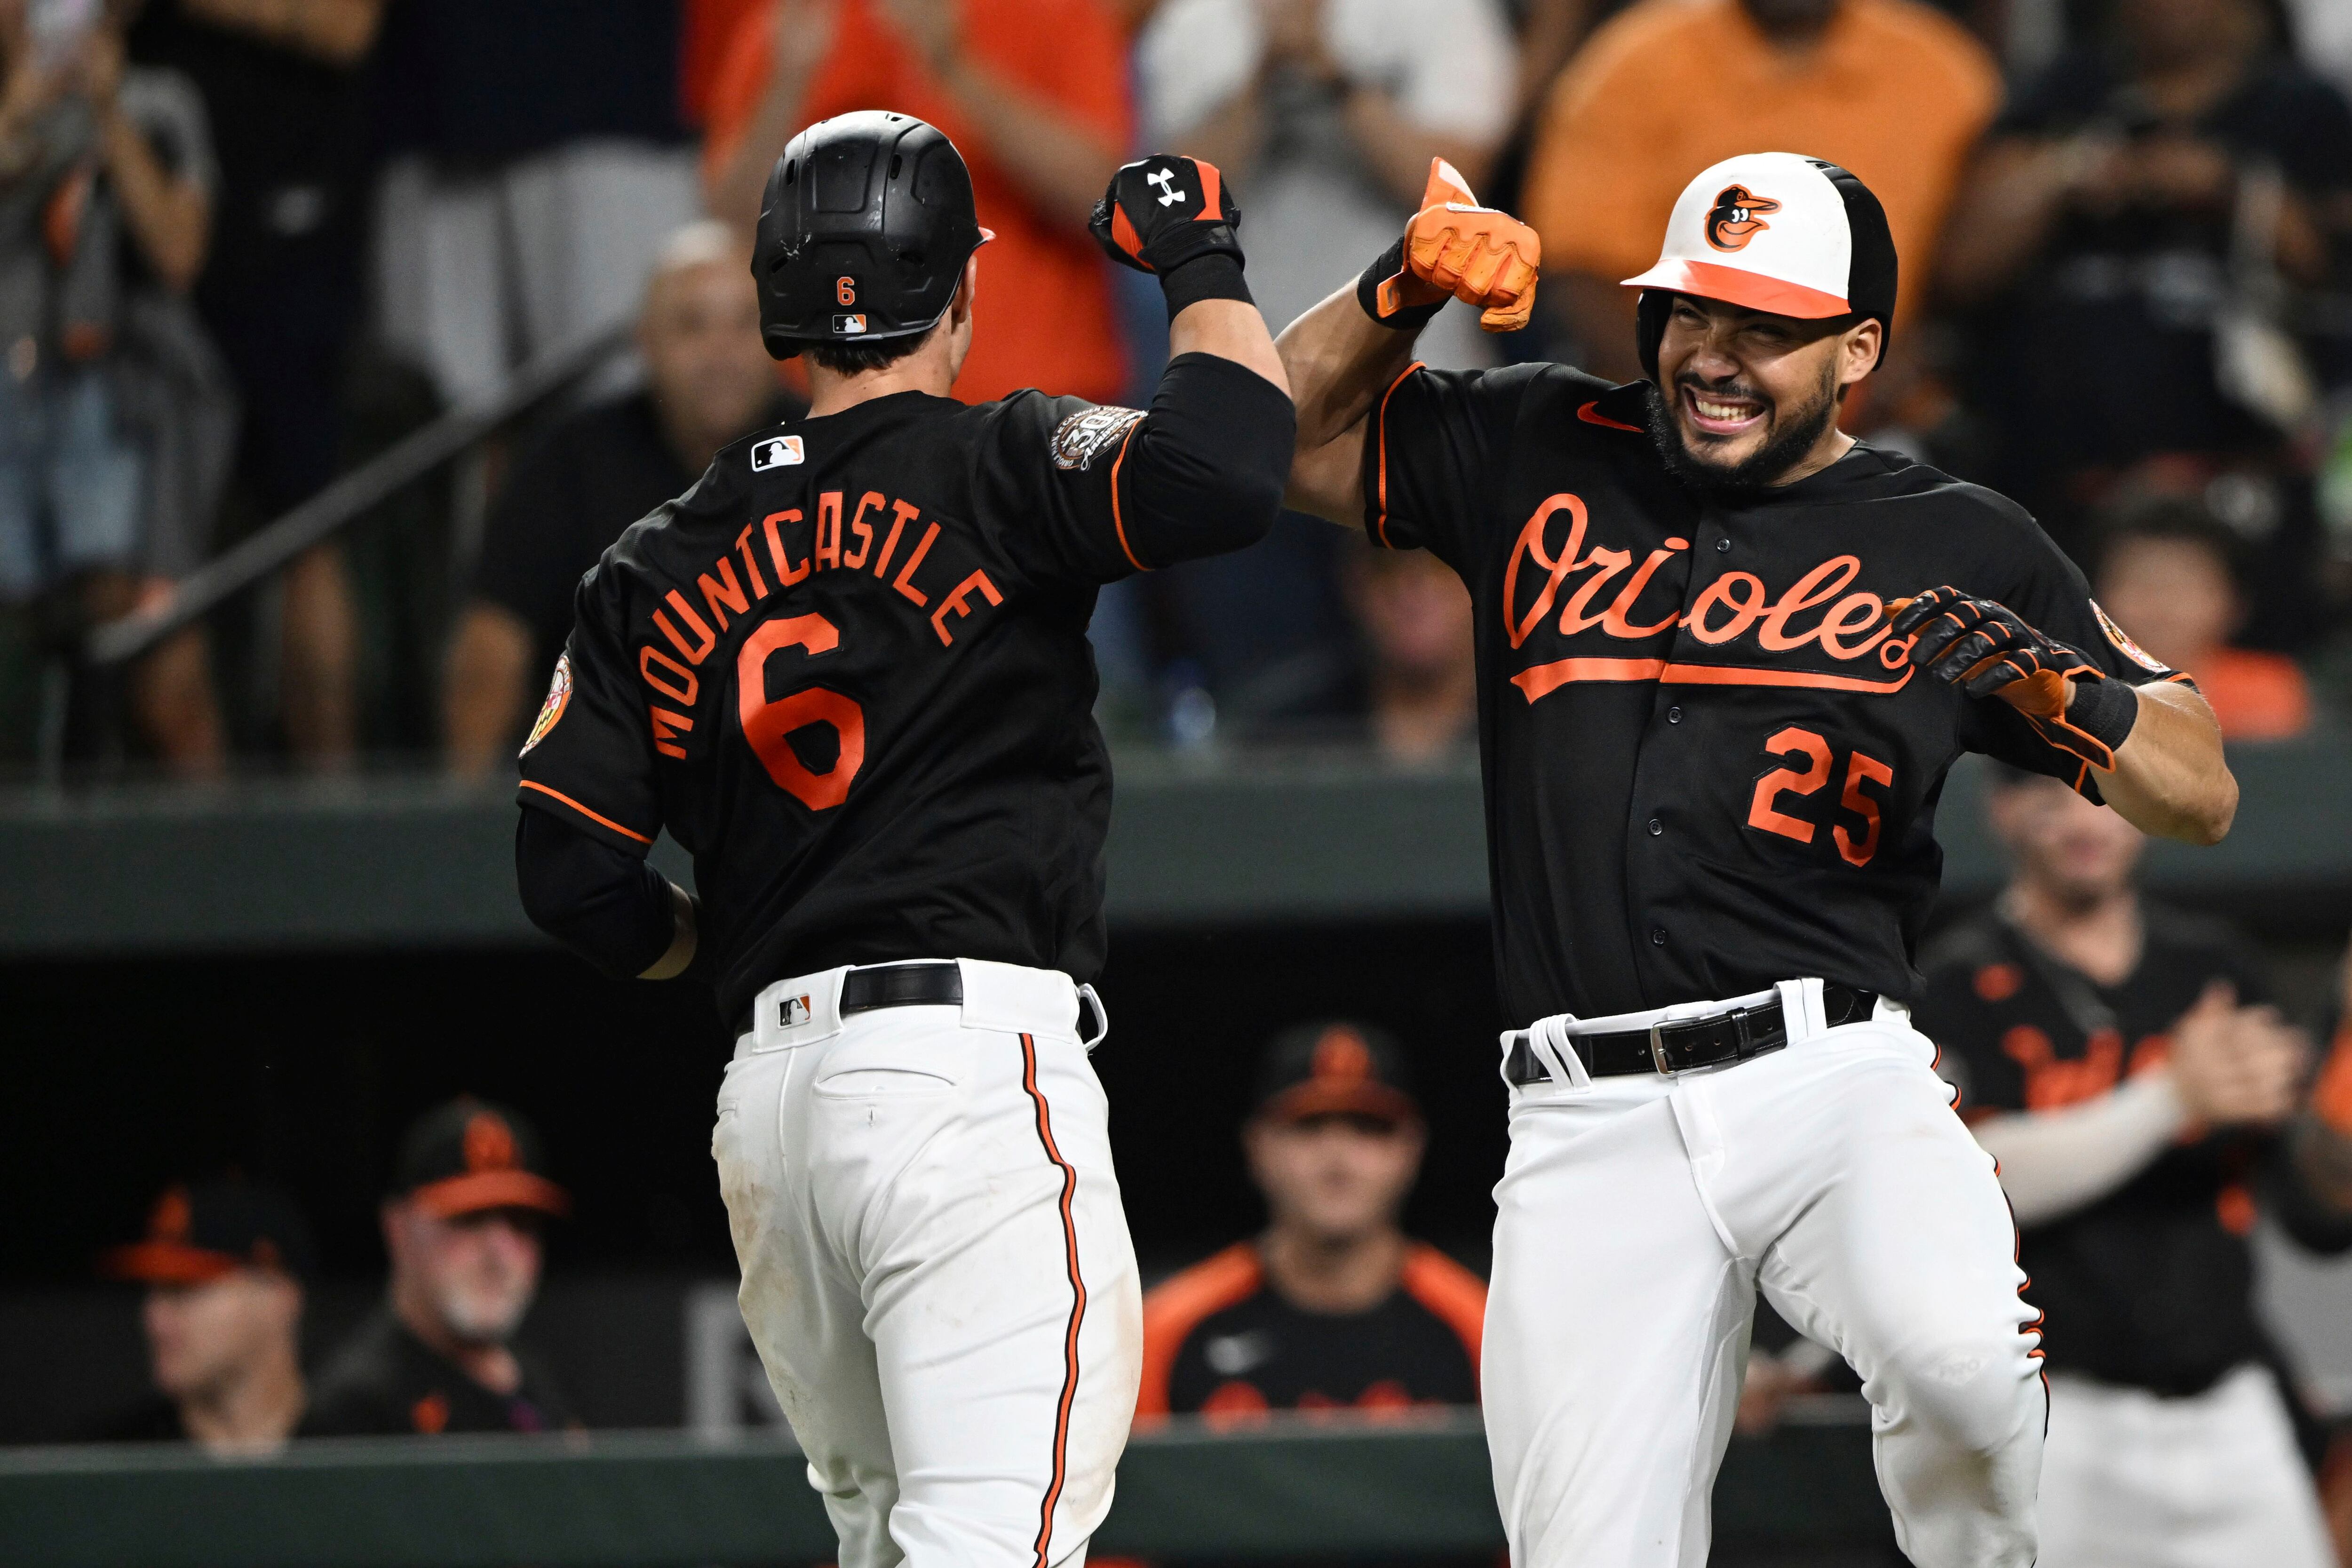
[84,325,633,669]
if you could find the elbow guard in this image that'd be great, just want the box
[1120,353,1295,565]
[516,809,679,979]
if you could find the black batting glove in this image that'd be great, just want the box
[1893,587,2137,773]
[1090,156,1251,319]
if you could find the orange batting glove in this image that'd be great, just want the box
[1403,159,1541,333]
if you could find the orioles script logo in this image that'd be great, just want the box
[1503,492,1916,702]
[1706,185,1780,252]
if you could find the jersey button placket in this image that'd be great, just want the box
[1650,927,1667,946]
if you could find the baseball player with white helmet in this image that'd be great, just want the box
[1278,151,2241,1565]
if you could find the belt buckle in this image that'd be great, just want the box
[1648,1021,1677,1077]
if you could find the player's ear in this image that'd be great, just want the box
[949,252,979,330]
[1841,317,1883,389]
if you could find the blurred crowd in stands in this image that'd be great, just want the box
[1,0,2351,778]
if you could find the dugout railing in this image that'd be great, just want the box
[0,1407,1894,1567]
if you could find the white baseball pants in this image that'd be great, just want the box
[2037,1362,2334,1568]
[1485,980,2046,1568]
[712,959,1143,1568]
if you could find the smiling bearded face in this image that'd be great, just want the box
[1641,293,1868,495]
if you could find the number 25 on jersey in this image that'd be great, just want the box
[1748,726,1894,868]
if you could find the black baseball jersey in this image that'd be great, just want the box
[1364,367,2186,1025]
[1136,1242,1484,1419]
[1917,905,2352,1394]
[517,356,1287,1024]
[302,1309,577,1437]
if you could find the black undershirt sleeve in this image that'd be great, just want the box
[515,808,677,979]
[1114,352,1294,568]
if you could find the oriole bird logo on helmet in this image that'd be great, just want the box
[1705,185,1781,252]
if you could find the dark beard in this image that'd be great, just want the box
[1642,378,1839,496]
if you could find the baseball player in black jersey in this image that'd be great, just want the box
[1918,767,2352,1568]
[512,112,1294,1568]
[1278,151,2240,1567]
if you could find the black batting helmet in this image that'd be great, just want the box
[752,111,991,361]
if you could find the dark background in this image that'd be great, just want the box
[0,919,1510,1287]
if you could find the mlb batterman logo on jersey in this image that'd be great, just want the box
[751,435,805,471]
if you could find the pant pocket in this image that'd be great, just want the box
[811,1029,976,1099]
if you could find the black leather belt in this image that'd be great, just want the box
[1504,983,1877,1085]
[842,961,963,1014]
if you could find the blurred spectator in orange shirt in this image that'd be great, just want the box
[701,0,1130,406]
[1519,0,1999,384]
[2093,493,2312,741]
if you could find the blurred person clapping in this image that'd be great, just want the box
[93,1180,312,1454]
[1915,768,2352,1568]
[699,0,1131,405]
[304,1098,579,1437]
[443,222,794,777]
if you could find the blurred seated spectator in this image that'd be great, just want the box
[1937,0,2352,565]
[2093,492,2312,740]
[372,0,699,412]
[93,1180,312,1454]
[1226,539,1475,760]
[129,0,387,772]
[442,221,791,777]
[305,1097,579,1436]
[1520,0,1998,386]
[1137,1021,1484,1423]
[1916,766,2352,1568]
[700,0,1128,406]
[0,4,231,772]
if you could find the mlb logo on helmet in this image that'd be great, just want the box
[834,314,868,335]
[751,435,804,471]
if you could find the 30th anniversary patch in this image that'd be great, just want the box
[1050,405,1145,471]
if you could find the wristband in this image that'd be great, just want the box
[2052,673,2138,769]
[1356,238,1443,330]
[1159,252,1252,321]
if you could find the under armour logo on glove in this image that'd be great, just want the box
[1090,155,1241,278]
[1893,587,2140,776]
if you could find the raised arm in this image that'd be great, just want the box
[1280,158,1539,525]
[1085,155,1291,566]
